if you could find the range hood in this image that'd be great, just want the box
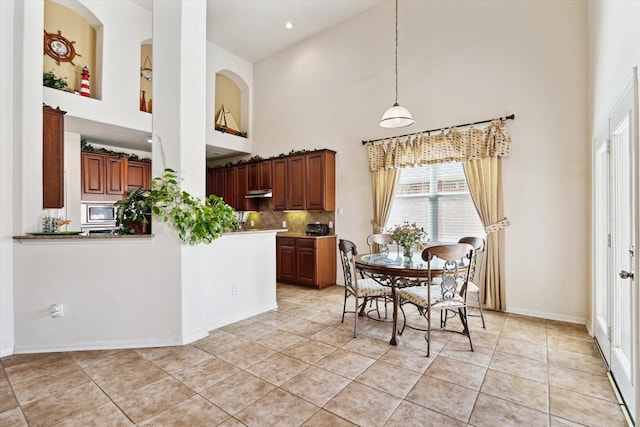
[245,189,273,199]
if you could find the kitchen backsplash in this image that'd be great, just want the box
[245,199,335,234]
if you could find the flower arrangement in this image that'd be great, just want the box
[388,222,429,250]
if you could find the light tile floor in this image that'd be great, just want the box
[0,283,629,426]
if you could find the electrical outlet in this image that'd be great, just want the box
[250,220,255,227]
[282,221,287,228]
[232,285,239,295]
[329,221,333,229]
[51,303,64,318]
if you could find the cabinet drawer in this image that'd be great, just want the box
[277,237,296,246]
[295,238,316,248]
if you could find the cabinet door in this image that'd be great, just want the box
[235,165,257,211]
[106,157,126,196]
[296,246,317,286]
[42,106,66,208]
[213,168,225,198]
[277,243,296,283]
[306,150,335,211]
[272,159,287,210]
[82,152,105,197]
[223,167,237,208]
[127,161,150,190]
[248,163,260,191]
[287,155,306,210]
[260,160,272,189]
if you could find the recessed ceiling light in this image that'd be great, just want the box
[285,22,293,30]
[147,138,152,143]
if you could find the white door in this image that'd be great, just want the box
[594,71,638,421]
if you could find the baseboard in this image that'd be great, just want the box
[507,306,586,325]
[1,346,14,357]
[12,335,196,354]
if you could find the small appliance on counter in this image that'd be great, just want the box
[306,223,330,236]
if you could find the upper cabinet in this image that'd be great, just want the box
[274,150,336,211]
[127,160,151,191]
[81,152,126,201]
[209,149,336,212]
[305,150,336,211]
[42,106,66,209]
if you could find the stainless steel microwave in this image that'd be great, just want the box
[81,202,117,226]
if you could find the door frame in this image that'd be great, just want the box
[591,67,640,423]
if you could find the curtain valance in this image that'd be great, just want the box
[366,118,511,172]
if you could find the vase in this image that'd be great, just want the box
[402,245,413,263]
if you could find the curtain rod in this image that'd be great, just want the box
[361,114,515,145]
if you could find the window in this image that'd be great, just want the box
[387,162,485,242]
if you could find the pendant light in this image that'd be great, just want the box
[380,0,414,128]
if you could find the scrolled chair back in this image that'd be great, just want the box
[338,239,359,291]
[458,236,485,282]
[367,233,394,255]
[423,243,474,300]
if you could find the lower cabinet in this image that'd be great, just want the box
[276,235,336,289]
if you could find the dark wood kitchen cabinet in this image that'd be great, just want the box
[235,164,257,211]
[286,155,306,210]
[305,150,335,211]
[223,166,237,208]
[272,158,287,210]
[207,165,256,210]
[248,160,272,191]
[206,167,225,199]
[127,160,151,191]
[42,106,66,208]
[276,235,336,289]
[81,152,126,201]
[272,150,335,211]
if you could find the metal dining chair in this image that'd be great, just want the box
[366,233,395,255]
[397,243,475,357]
[338,239,393,338]
[458,237,486,328]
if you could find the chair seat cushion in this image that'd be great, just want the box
[398,285,465,309]
[355,278,392,298]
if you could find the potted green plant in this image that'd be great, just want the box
[114,168,239,243]
[114,187,152,234]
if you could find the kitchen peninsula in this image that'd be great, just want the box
[12,228,281,352]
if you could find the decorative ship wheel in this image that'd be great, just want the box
[43,30,81,65]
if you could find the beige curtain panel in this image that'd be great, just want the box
[366,118,511,172]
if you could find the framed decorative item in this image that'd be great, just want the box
[43,30,81,66]
[141,56,152,81]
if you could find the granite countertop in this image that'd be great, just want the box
[13,233,155,240]
[15,228,292,241]
[276,232,336,239]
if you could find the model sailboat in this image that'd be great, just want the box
[215,104,244,136]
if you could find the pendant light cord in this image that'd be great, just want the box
[394,0,399,105]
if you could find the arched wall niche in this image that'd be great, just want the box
[214,69,249,136]
[44,0,103,99]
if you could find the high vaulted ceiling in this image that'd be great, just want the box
[207,0,384,63]
[133,0,384,63]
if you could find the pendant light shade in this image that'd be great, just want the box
[380,0,414,128]
[380,103,414,128]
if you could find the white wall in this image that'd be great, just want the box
[254,0,589,322]
[0,0,16,356]
[588,1,640,129]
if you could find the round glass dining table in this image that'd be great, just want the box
[354,251,461,345]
